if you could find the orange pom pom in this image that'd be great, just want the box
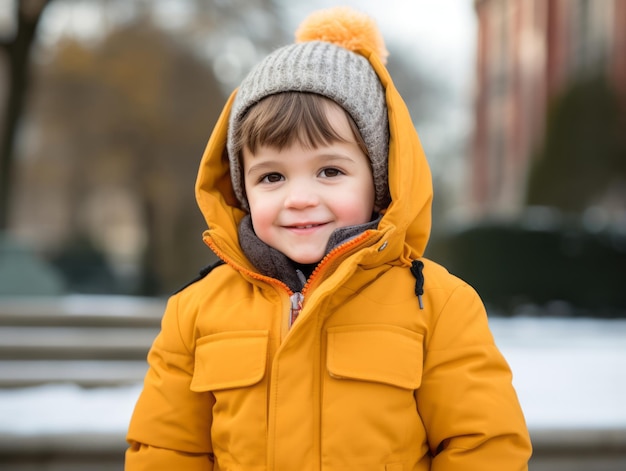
[295,7,389,64]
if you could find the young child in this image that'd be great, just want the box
[126,7,531,470]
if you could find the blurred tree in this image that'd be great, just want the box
[8,0,288,295]
[525,75,626,213]
[26,18,226,294]
[12,0,443,296]
[0,0,50,230]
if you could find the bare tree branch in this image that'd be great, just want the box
[0,0,51,229]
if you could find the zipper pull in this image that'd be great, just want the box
[295,269,307,288]
[289,292,304,328]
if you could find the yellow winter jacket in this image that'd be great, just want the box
[125,50,532,470]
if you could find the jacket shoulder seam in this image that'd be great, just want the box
[171,259,225,295]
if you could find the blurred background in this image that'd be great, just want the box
[0,0,624,315]
[0,0,479,299]
[0,0,625,470]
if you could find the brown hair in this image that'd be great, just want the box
[231,92,368,159]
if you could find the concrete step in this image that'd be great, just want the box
[0,296,162,387]
[0,360,149,388]
[0,432,126,471]
[0,326,158,360]
[0,296,163,328]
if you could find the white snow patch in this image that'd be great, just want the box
[0,317,625,435]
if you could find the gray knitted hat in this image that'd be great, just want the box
[227,7,390,210]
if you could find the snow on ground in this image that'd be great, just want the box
[0,317,625,436]
[0,382,143,435]
[489,316,626,430]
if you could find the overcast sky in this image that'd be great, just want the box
[280,0,477,94]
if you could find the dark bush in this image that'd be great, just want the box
[426,217,626,318]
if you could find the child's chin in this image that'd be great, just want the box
[293,258,322,265]
[289,253,323,265]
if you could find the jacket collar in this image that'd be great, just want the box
[238,215,381,292]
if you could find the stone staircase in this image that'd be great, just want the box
[0,295,163,470]
[0,296,161,389]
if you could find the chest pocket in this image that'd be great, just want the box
[327,324,423,390]
[190,330,269,391]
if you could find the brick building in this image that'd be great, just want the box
[470,0,626,218]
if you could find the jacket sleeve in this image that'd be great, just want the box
[416,283,532,471]
[125,294,214,471]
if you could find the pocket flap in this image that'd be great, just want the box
[327,325,423,389]
[191,330,269,391]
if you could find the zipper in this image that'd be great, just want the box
[204,236,293,295]
[205,229,382,330]
[301,230,379,298]
[205,235,301,338]
[289,292,304,328]
[287,231,381,329]
[288,232,380,329]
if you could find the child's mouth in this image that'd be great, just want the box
[286,222,326,230]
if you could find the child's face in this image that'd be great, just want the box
[242,104,375,265]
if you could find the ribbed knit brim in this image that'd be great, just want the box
[227,40,390,211]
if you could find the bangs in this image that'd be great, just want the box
[235,92,367,156]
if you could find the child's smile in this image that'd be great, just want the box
[284,222,329,232]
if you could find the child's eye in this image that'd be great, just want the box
[260,173,284,184]
[319,167,343,178]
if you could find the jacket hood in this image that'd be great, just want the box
[195,49,433,269]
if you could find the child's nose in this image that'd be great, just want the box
[284,181,319,208]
